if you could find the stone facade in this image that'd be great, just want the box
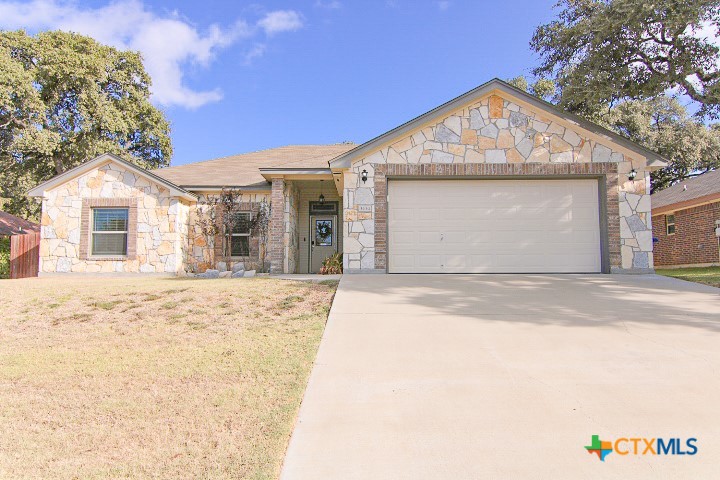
[39,161,190,273]
[185,193,270,273]
[284,182,300,274]
[343,93,654,272]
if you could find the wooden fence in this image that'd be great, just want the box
[10,232,40,279]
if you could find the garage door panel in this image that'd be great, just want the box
[388,179,602,273]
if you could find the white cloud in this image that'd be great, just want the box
[243,43,267,66]
[258,10,304,36]
[436,1,451,11]
[0,0,304,109]
[315,0,342,9]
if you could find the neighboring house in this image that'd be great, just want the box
[0,210,40,236]
[29,78,667,275]
[651,169,720,267]
[1,210,41,279]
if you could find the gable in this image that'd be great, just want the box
[330,79,667,170]
[28,154,196,201]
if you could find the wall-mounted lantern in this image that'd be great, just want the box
[361,169,368,183]
[628,169,637,180]
[319,180,325,204]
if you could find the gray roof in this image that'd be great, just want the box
[330,78,669,169]
[153,144,356,188]
[651,169,720,210]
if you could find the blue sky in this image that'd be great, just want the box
[1,0,558,165]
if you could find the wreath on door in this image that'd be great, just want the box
[316,221,332,239]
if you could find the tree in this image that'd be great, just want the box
[193,189,273,271]
[507,76,557,102]
[0,30,172,219]
[194,189,244,269]
[508,75,720,190]
[249,200,270,273]
[531,0,720,118]
[606,96,720,190]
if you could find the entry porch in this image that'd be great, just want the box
[266,174,343,274]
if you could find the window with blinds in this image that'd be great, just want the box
[228,212,251,257]
[92,208,129,256]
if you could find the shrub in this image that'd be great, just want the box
[0,237,9,279]
[319,252,342,275]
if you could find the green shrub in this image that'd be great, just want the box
[0,237,9,279]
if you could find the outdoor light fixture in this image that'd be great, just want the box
[319,180,325,204]
[361,169,368,183]
[628,169,637,180]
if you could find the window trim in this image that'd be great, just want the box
[80,198,137,261]
[91,208,129,257]
[666,214,676,236]
[227,211,252,258]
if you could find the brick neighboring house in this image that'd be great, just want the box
[651,170,720,267]
[29,78,670,275]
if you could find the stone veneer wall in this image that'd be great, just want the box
[40,162,187,273]
[284,182,300,274]
[186,192,270,273]
[343,94,654,272]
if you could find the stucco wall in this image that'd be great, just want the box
[343,93,653,272]
[39,161,188,273]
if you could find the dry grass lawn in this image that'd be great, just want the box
[0,276,338,479]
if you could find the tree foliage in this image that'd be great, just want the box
[507,76,557,102]
[0,30,172,219]
[509,75,720,191]
[531,0,720,117]
[607,96,720,190]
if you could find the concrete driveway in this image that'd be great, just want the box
[281,274,720,479]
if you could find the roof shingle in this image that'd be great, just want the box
[153,144,355,188]
[651,169,720,210]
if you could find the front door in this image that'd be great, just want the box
[310,215,337,273]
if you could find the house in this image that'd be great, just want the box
[651,169,720,267]
[28,78,667,275]
[1,210,41,279]
[0,210,40,236]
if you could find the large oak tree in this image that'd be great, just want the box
[0,30,172,219]
[531,0,720,118]
[508,76,720,191]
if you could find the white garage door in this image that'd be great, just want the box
[388,179,602,273]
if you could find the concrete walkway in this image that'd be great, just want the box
[281,274,720,479]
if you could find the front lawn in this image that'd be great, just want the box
[656,266,720,288]
[0,276,337,479]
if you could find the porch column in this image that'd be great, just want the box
[269,177,285,274]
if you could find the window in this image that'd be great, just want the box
[666,214,676,235]
[310,201,338,215]
[92,208,128,256]
[315,219,333,246]
[228,212,251,257]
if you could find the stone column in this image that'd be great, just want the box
[269,177,285,274]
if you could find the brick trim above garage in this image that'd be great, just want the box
[372,162,620,272]
[80,198,138,260]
